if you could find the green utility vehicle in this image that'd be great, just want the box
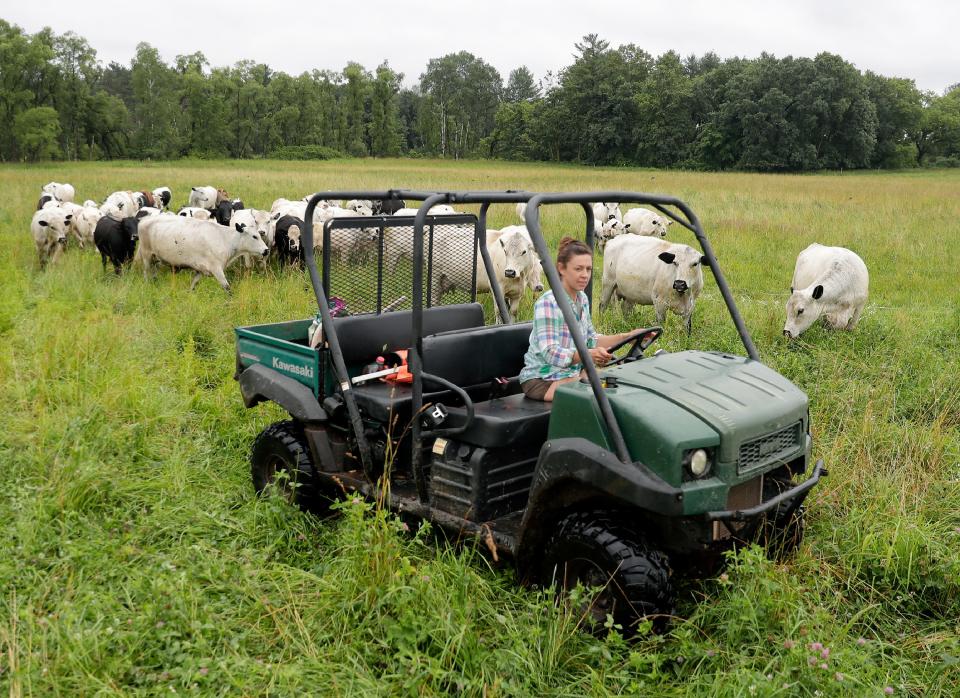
[234,190,824,630]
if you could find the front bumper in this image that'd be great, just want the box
[706,459,826,522]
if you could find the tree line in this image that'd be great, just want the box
[2,21,959,170]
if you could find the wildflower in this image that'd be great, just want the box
[352,497,361,505]
[884,688,894,695]
[783,640,795,650]
[821,647,830,659]
[834,673,844,682]
[719,573,729,582]
[766,674,773,680]
[857,637,867,646]
[156,621,165,628]
[401,522,410,533]
[199,667,208,676]
[807,656,817,666]
[421,575,431,582]
[706,649,716,657]
[819,663,828,670]
[809,642,823,651]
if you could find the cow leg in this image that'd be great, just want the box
[100,252,108,273]
[848,304,864,329]
[654,302,667,326]
[600,281,615,309]
[189,272,204,291]
[211,268,231,293]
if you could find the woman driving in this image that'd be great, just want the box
[519,236,647,402]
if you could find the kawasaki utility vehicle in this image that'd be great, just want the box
[234,190,824,630]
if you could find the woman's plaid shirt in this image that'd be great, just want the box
[519,289,598,383]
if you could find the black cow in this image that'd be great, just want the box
[373,198,406,215]
[214,198,244,226]
[274,215,305,268]
[94,216,140,275]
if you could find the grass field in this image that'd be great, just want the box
[1,158,959,696]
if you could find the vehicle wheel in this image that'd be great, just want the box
[759,476,805,559]
[251,420,332,513]
[540,511,674,634]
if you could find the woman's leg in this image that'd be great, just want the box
[544,374,581,402]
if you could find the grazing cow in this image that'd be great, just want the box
[784,243,869,339]
[594,218,629,251]
[622,208,671,239]
[177,207,213,220]
[431,226,541,320]
[592,201,622,223]
[215,199,245,226]
[31,208,72,268]
[104,191,138,216]
[188,186,218,210]
[82,199,98,208]
[94,215,140,274]
[135,215,268,292]
[74,206,104,248]
[600,235,706,333]
[42,182,75,203]
[152,187,172,210]
[274,215,305,267]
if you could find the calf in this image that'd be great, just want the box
[94,215,140,274]
[136,215,268,292]
[31,208,72,269]
[274,215,305,267]
[600,235,706,333]
[229,208,271,269]
[74,206,104,248]
[784,243,869,339]
[188,186,218,210]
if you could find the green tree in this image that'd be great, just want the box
[0,20,56,160]
[370,61,402,156]
[14,106,61,160]
[504,66,539,102]
[342,62,370,156]
[130,42,181,158]
[53,31,98,159]
[863,72,922,168]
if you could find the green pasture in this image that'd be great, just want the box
[1,158,958,696]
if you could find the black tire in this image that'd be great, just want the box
[540,511,674,634]
[759,476,805,559]
[251,420,330,513]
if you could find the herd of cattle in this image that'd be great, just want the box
[30,182,869,338]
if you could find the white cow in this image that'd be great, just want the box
[56,202,85,246]
[432,227,540,320]
[229,208,273,269]
[314,206,379,261]
[594,219,629,251]
[188,186,219,210]
[82,199,98,208]
[496,225,545,295]
[516,202,527,221]
[622,208,671,238]
[31,208,72,268]
[177,207,213,220]
[592,202,622,223]
[383,205,463,271]
[73,205,104,248]
[135,216,268,292]
[600,235,706,333]
[784,243,869,339]
[104,191,139,216]
[42,182,75,203]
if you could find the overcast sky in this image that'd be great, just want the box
[5,1,958,93]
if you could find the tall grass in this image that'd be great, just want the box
[1,159,958,696]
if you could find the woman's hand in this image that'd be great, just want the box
[589,346,613,366]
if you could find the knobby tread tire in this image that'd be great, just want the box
[760,476,806,560]
[251,420,321,512]
[541,510,674,633]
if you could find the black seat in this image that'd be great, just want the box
[442,393,552,448]
[421,322,532,387]
[334,303,484,367]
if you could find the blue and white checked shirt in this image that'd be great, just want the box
[519,290,598,382]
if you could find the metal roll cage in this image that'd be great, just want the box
[301,189,759,501]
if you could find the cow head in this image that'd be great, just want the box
[783,285,825,339]
[234,217,269,258]
[657,245,705,296]
[596,219,626,251]
[499,230,538,284]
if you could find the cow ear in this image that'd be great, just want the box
[624,223,631,229]
[64,214,72,221]
[658,252,676,264]
[812,285,824,300]
[789,287,794,293]
[235,222,246,233]
[499,238,505,248]
[699,255,708,266]
[38,220,49,227]
[666,220,673,226]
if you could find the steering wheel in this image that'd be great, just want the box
[605,326,663,366]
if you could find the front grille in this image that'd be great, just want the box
[738,421,801,474]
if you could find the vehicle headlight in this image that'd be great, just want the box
[684,448,712,479]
